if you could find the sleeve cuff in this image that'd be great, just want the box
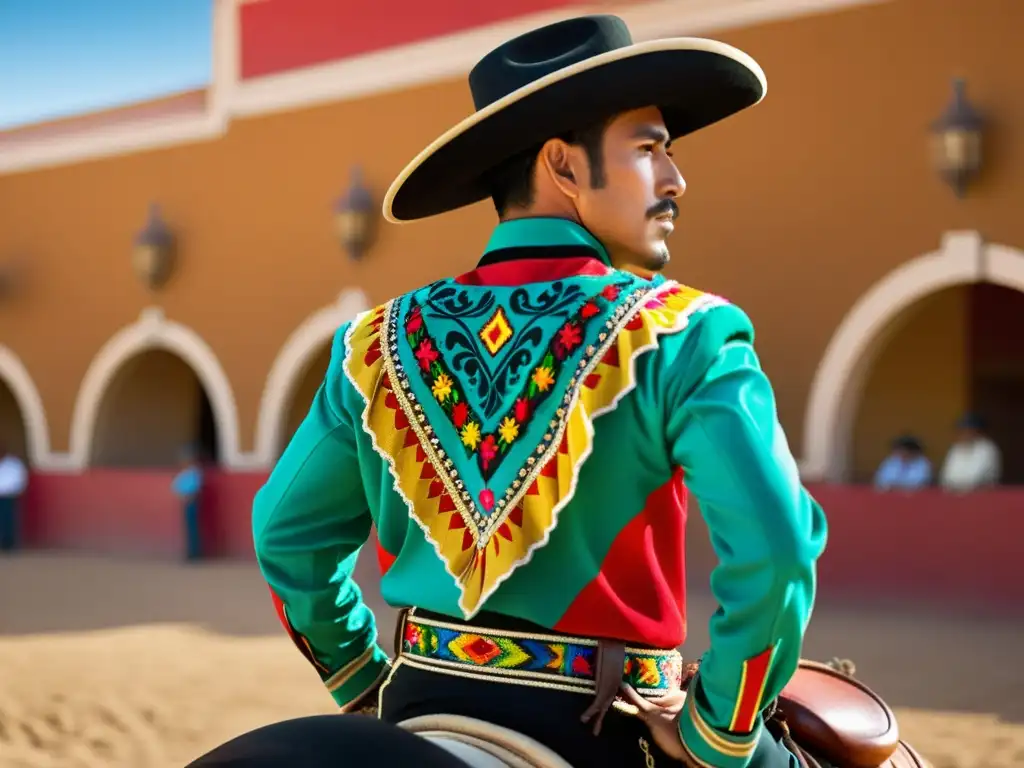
[678,677,761,768]
[327,644,392,710]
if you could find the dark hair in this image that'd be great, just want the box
[487,119,610,217]
[892,434,923,454]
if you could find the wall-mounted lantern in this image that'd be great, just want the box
[133,203,176,290]
[333,168,376,260]
[930,78,985,198]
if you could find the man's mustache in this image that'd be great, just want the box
[646,199,679,221]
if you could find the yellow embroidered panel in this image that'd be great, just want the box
[345,283,723,617]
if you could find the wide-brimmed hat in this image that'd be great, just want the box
[384,15,766,223]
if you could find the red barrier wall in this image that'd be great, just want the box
[23,470,267,559]
[19,473,1024,609]
[240,0,582,79]
[810,485,1023,605]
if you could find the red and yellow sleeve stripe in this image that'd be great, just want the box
[728,645,777,733]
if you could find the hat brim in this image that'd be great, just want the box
[384,37,767,223]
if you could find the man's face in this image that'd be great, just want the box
[573,107,685,271]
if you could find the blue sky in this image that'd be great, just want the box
[0,0,212,129]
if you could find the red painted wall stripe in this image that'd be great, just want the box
[240,0,584,79]
[729,646,775,733]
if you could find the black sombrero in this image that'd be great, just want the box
[383,15,766,223]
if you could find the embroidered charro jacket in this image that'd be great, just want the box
[253,218,827,768]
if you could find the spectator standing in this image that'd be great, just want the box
[0,441,29,552]
[171,447,205,561]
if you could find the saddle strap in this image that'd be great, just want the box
[581,641,626,735]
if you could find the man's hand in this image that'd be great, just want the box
[619,684,693,764]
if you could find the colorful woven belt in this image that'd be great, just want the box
[399,614,683,697]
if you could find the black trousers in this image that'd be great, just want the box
[381,661,801,768]
[187,663,801,767]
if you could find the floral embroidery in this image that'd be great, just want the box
[479,489,495,512]
[532,366,555,392]
[480,435,498,471]
[555,323,583,359]
[513,398,530,423]
[461,422,481,449]
[498,417,519,444]
[352,280,714,618]
[432,373,454,402]
[402,282,632,482]
[415,339,439,370]
[406,305,424,334]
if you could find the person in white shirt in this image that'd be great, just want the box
[939,413,1002,493]
[0,441,29,552]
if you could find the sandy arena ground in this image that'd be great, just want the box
[0,552,1022,768]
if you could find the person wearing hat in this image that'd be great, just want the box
[939,413,1001,493]
[196,14,826,768]
[873,434,932,491]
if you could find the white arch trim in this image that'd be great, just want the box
[253,288,371,466]
[65,307,247,471]
[0,345,51,467]
[800,230,1024,481]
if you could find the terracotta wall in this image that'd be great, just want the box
[282,343,332,453]
[1,0,1024,462]
[850,288,968,481]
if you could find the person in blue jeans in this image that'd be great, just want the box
[0,441,28,552]
[171,448,205,561]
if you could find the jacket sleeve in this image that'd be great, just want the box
[664,304,828,768]
[252,322,390,710]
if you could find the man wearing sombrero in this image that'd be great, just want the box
[195,14,827,768]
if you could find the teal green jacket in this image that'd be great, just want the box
[253,218,827,767]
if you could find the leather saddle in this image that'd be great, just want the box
[397,659,931,768]
[775,660,928,768]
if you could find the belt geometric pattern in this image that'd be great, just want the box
[400,615,683,697]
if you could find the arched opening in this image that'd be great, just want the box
[90,349,220,467]
[254,289,370,466]
[0,379,28,462]
[279,342,331,456]
[850,282,1024,484]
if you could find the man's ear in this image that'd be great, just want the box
[538,138,581,199]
